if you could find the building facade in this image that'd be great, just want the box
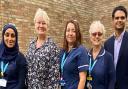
[0,0,128,53]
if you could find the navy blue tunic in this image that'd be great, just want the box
[0,52,27,89]
[87,47,116,89]
[60,45,89,89]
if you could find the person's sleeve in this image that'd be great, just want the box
[47,45,60,89]
[14,53,28,89]
[107,53,116,89]
[77,47,89,72]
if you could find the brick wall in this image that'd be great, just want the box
[0,0,128,53]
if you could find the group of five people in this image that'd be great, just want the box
[0,5,128,89]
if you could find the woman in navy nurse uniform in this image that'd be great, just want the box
[0,23,27,89]
[60,20,89,89]
[86,21,115,89]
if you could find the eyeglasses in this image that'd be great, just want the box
[91,32,103,37]
[114,16,126,20]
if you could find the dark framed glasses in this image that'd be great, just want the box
[91,32,103,37]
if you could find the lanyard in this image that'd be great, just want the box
[1,61,9,77]
[61,53,67,74]
[89,57,97,75]
[61,49,75,75]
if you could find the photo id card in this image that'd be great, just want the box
[0,79,7,87]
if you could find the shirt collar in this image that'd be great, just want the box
[114,30,125,42]
[88,46,105,58]
[30,37,52,49]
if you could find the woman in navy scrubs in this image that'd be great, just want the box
[60,20,89,89]
[86,21,116,89]
[0,23,27,89]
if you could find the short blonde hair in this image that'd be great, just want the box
[34,8,50,25]
[89,21,106,36]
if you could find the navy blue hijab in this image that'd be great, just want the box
[0,23,19,62]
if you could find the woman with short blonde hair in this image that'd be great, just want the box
[86,21,115,89]
[26,8,60,89]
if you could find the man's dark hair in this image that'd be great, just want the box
[112,6,127,19]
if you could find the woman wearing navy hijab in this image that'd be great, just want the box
[0,23,27,89]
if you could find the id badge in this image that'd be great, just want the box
[87,82,92,89]
[60,78,66,86]
[0,79,7,87]
[87,75,92,81]
[87,76,92,81]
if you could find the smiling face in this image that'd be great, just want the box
[66,23,76,46]
[35,16,48,36]
[89,21,105,47]
[90,28,103,47]
[4,28,16,48]
[113,10,126,32]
